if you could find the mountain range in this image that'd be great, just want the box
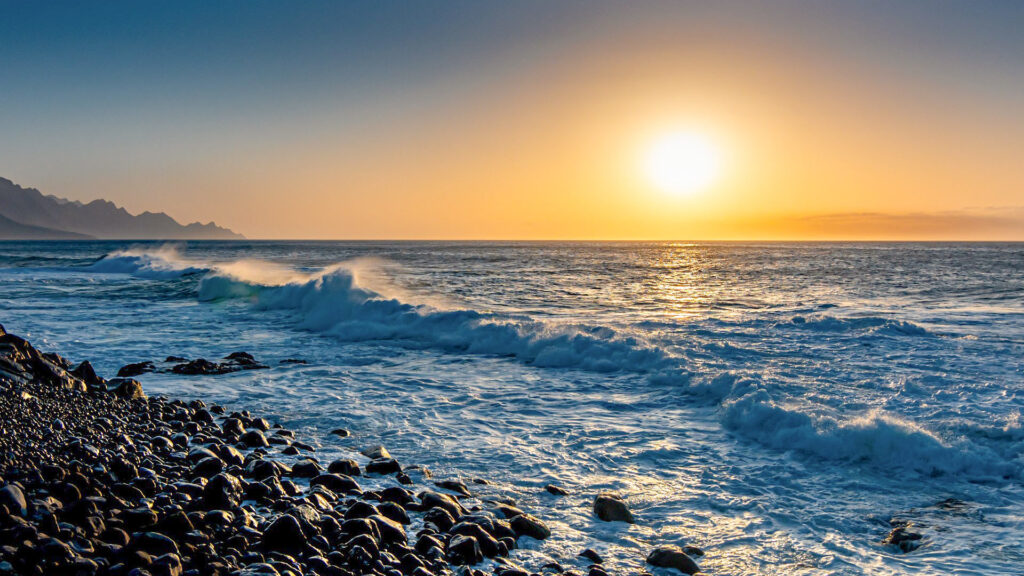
[0,177,243,240]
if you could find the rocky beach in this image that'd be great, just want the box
[0,323,704,576]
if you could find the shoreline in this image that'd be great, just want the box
[0,323,705,576]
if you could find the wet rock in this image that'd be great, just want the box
[171,358,225,375]
[192,456,224,478]
[0,484,27,517]
[447,534,483,565]
[132,531,180,556]
[646,545,701,575]
[378,501,410,525]
[423,507,456,532]
[203,473,243,509]
[152,553,183,576]
[369,513,406,545]
[452,522,500,557]
[240,429,270,448]
[327,458,361,476]
[330,428,350,437]
[290,459,324,478]
[361,445,390,459]
[580,549,603,564]
[122,507,159,530]
[510,513,551,540]
[366,457,402,475]
[593,492,634,523]
[221,417,245,437]
[262,514,308,553]
[494,504,525,518]
[435,479,471,496]
[884,522,925,553]
[545,484,569,496]
[71,361,104,387]
[309,473,360,493]
[107,377,147,400]
[419,490,465,518]
[117,361,155,377]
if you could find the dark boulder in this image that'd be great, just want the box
[545,484,569,496]
[71,361,104,387]
[0,484,27,517]
[646,545,701,575]
[262,514,308,553]
[418,490,465,518]
[132,531,180,557]
[310,473,360,493]
[203,473,243,509]
[290,460,324,478]
[884,522,925,553]
[366,458,401,475]
[107,378,147,400]
[117,361,154,377]
[447,534,483,565]
[510,513,551,540]
[593,492,634,523]
[240,429,270,448]
[580,549,603,563]
[327,459,361,476]
[435,479,471,496]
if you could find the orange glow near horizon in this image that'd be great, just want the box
[6,5,1022,241]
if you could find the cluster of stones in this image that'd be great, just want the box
[117,353,273,378]
[0,324,709,576]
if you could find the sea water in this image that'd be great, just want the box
[0,241,1021,575]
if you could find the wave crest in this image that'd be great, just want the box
[786,314,932,336]
[87,246,209,279]
[720,389,1015,478]
[199,265,677,373]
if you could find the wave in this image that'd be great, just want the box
[198,265,677,373]
[84,246,1018,480]
[674,371,1019,480]
[786,314,933,336]
[87,246,210,279]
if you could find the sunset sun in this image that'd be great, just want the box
[644,131,722,196]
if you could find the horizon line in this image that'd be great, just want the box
[3,238,1023,244]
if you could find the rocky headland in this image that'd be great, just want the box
[0,324,708,576]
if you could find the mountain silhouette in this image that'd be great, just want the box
[0,177,243,240]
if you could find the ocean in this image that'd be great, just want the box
[0,241,1021,575]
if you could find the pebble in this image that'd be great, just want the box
[0,327,579,576]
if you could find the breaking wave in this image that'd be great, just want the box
[786,314,933,336]
[198,264,677,374]
[87,246,210,279]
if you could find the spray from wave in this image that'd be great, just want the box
[87,246,210,279]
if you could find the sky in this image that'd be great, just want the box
[1,0,1022,240]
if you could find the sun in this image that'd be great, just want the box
[643,131,722,196]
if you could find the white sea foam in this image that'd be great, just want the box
[721,389,1016,479]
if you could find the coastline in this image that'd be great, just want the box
[0,323,704,576]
